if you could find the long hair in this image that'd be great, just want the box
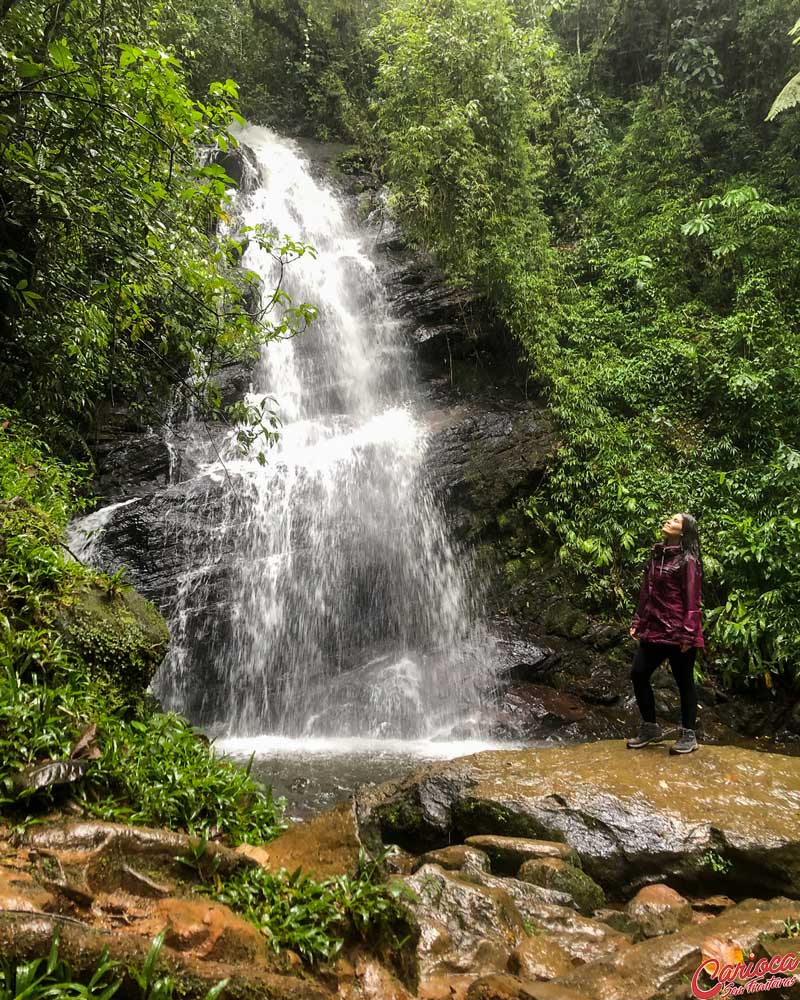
[678,513,702,571]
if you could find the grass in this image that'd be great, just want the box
[0,930,228,1000]
[206,848,417,963]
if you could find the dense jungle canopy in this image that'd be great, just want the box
[1,0,800,696]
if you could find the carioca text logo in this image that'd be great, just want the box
[692,950,799,998]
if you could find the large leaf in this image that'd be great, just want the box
[767,70,800,120]
[11,759,89,793]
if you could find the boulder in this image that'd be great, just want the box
[507,935,575,981]
[262,801,361,879]
[464,837,580,875]
[460,869,581,918]
[517,859,605,916]
[55,582,169,691]
[414,844,491,875]
[356,742,800,897]
[337,951,415,1000]
[141,897,265,962]
[401,864,527,979]
[465,974,554,999]
[506,899,632,966]
[625,884,693,939]
[548,896,800,1000]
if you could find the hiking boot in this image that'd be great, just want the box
[670,727,699,754]
[626,721,664,748]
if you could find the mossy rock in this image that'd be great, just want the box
[517,857,605,916]
[56,582,169,691]
[542,600,589,639]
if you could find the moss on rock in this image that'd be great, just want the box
[517,857,605,915]
[56,582,169,691]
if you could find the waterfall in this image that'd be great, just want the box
[76,126,499,739]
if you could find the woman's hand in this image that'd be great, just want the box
[680,642,691,653]
[629,627,638,639]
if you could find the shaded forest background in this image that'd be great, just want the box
[2,0,800,693]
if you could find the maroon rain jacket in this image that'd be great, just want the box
[631,543,704,649]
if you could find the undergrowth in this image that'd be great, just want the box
[206,849,417,964]
[0,929,227,1000]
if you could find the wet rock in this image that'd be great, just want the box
[143,897,264,962]
[235,843,272,867]
[357,742,800,896]
[464,837,580,875]
[517,859,605,916]
[549,896,800,1000]
[212,143,262,190]
[487,685,590,741]
[54,582,169,691]
[542,603,589,641]
[461,869,578,917]
[264,801,361,878]
[421,403,556,540]
[42,879,94,909]
[414,844,491,875]
[625,884,692,938]
[507,935,575,981]
[94,432,171,502]
[337,952,416,1000]
[384,845,418,875]
[25,821,257,888]
[0,910,332,999]
[465,974,547,999]
[119,865,171,899]
[0,868,54,913]
[691,894,736,914]
[402,864,527,979]
[593,907,641,937]
[511,900,632,966]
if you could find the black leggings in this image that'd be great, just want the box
[631,640,697,729]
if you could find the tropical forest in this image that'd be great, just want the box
[1,0,800,997]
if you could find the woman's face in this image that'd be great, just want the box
[662,513,684,541]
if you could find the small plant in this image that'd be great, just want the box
[783,917,800,938]
[177,836,222,884]
[208,848,416,963]
[0,929,228,999]
[700,849,733,874]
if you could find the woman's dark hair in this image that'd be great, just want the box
[679,513,702,569]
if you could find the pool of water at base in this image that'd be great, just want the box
[217,736,535,822]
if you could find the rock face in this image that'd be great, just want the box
[357,741,800,897]
[402,864,528,979]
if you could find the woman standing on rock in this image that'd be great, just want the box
[626,512,704,754]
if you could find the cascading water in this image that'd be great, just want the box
[74,126,500,741]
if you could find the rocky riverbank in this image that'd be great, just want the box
[2,742,799,999]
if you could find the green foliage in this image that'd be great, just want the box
[240,0,380,139]
[768,14,800,118]
[0,650,286,842]
[783,916,800,937]
[0,929,227,1000]
[371,0,800,692]
[699,849,733,874]
[0,412,284,844]
[372,0,565,298]
[209,849,416,963]
[0,0,315,453]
